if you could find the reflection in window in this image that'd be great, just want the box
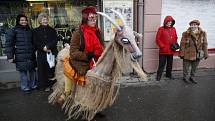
[0,0,98,56]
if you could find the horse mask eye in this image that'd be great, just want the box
[121,38,130,44]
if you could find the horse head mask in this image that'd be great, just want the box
[97,9,142,61]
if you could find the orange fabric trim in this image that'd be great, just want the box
[63,57,86,86]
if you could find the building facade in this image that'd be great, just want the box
[0,0,214,82]
[142,0,215,73]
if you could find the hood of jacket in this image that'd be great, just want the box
[163,16,175,27]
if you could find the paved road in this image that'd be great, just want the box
[0,69,215,121]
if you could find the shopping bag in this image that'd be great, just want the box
[47,52,55,68]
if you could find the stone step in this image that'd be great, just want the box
[0,56,16,70]
[0,69,20,89]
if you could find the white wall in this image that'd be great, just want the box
[142,0,215,73]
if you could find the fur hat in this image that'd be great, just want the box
[81,6,97,15]
[189,19,200,26]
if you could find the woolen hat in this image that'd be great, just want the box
[189,19,200,26]
[81,6,97,15]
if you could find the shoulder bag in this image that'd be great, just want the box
[166,30,179,51]
[191,39,204,60]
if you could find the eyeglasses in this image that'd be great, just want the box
[88,14,97,21]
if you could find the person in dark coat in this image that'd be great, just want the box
[5,14,37,93]
[33,13,58,92]
[155,16,178,81]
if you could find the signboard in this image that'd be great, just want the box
[103,0,133,41]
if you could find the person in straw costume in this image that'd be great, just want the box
[49,6,147,121]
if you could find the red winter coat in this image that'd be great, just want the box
[156,16,178,55]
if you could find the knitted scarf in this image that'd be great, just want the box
[81,24,103,69]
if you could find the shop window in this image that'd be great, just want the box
[0,0,98,56]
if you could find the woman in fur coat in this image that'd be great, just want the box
[179,20,208,84]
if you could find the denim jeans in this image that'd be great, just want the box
[19,70,37,91]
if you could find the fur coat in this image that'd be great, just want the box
[179,27,208,60]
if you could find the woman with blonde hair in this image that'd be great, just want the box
[33,13,58,91]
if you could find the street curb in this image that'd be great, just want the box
[0,68,214,90]
[0,81,20,89]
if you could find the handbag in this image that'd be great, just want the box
[47,51,55,68]
[196,50,204,60]
[170,43,180,51]
[191,38,204,60]
[166,30,179,51]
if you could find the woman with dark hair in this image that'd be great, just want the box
[5,14,37,93]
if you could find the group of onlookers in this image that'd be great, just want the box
[156,16,208,84]
[5,13,57,93]
[4,8,209,94]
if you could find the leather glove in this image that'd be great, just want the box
[179,56,184,59]
[86,52,94,61]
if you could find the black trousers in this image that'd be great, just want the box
[156,54,173,80]
[37,52,55,90]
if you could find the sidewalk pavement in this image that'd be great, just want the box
[1,68,215,121]
[119,68,215,85]
[1,68,215,89]
[0,68,215,89]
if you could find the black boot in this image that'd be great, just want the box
[166,75,175,80]
[95,112,106,118]
[189,77,197,84]
[183,78,190,84]
[156,74,162,81]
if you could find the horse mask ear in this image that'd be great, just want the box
[96,12,122,32]
[110,9,126,27]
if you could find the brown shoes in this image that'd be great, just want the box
[183,77,197,84]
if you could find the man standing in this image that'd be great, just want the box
[179,20,208,84]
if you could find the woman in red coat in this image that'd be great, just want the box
[155,16,178,81]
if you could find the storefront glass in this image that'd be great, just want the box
[0,0,98,56]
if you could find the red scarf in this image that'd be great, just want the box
[81,24,103,69]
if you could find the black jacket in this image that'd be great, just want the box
[33,25,58,59]
[5,25,36,71]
